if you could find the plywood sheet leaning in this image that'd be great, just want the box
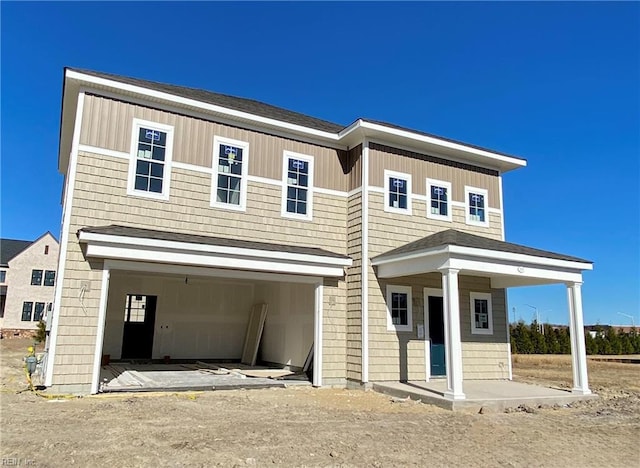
[241,303,268,366]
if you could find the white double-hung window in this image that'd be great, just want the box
[384,170,412,215]
[386,285,413,332]
[127,119,174,200]
[281,151,313,220]
[470,292,493,335]
[211,136,249,211]
[426,178,452,222]
[465,186,489,227]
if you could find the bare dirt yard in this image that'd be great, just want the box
[1,337,639,467]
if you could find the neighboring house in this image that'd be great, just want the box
[45,68,593,398]
[0,233,59,335]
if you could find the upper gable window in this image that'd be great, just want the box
[211,136,249,211]
[426,178,452,222]
[127,119,174,201]
[465,186,489,227]
[281,152,313,220]
[384,170,412,215]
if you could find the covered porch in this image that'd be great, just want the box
[371,229,594,403]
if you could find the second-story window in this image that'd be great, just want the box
[427,178,452,222]
[44,270,56,286]
[211,136,249,211]
[384,170,412,215]
[0,270,5,283]
[31,269,43,286]
[465,186,489,227]
[281,152,313,220]
[127,119,174,201]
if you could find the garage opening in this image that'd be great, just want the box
[98,271,315,392]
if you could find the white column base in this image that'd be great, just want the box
[571,387,592,395]
[444,390,467,400]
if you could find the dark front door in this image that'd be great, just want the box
[428,295,446,376]
[121,294,157,360]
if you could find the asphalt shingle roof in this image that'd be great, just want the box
[70,68,345,133]
[69,68,524,162]
[0,238,32,265]
[78,225,350,260]
[372,229,591,264]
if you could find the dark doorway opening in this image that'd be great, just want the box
[428,295,446,376]
[121,294,157,360]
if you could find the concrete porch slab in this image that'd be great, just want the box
[372,380,598,412]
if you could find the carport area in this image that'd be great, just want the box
[75,225,351,394]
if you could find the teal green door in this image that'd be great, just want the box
[428,296,446,376]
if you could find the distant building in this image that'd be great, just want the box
[0,232,59,335]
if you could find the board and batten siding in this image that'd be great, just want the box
[369,143,501,208]
[80,94,351,193]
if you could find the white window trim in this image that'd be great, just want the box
[386,285,413,332]
[465,186,489,227]
[426,178,452,222]
[281,150,314,221]
[211,136,250,212]
[470,291,493,335]
[127,118,174,201]
[384,170,412,215]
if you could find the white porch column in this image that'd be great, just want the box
[313,281,324,387]
[90,267,111,394]
[440,268,465,400]
[567,282,591,395]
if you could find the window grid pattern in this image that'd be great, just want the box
[469,192,486,222]
[22,302,33,321]
[430,185,448,216]
[474,299,489,330]
[134,127,167,194]
[31,270,43,286]
[389,177,408,210]
[285,158,309,215]
[44,270,56,286]
[216,144,243,205]
[125,295,147,323]
[34,302,45,322]
[390,292,409,326]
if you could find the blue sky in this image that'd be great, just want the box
[1,2,638,326]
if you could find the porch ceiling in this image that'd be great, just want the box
[371,230,592,288]
[77,225,352,278]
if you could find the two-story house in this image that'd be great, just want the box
[45,68,593,400]
[0,232,59,336]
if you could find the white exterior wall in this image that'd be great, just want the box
[1,233,59,331]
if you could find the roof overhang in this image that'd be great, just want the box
[59,69,527,175]
[372,244,592,288]
[78,230,352,278]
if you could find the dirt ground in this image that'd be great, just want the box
[1,338,639,467]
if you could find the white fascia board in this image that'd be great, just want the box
[86,244,346,277]
[78,231,351,268]
[447,245,592,271]
[359,121,527,172]
[65,69,341,143]
[446,257,584,284]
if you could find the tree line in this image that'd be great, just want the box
[509,322,640,355]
